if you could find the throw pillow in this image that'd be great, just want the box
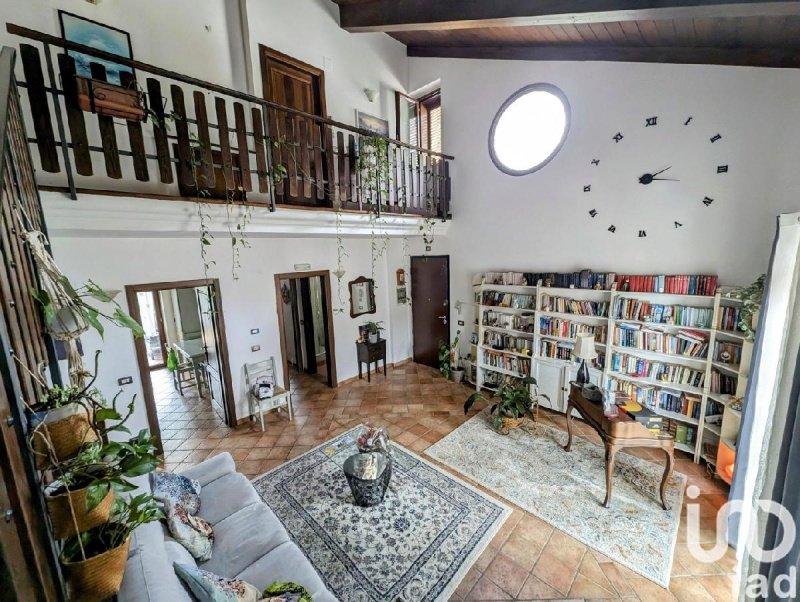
[165,502,214,561]
[151,471,202,514]
[262,582,313,602]
[174,563,261,602]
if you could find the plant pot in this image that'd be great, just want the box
[45,483,114,539]
[76,76,146,122]
[62,535,130,602]
[368,333,378,344]
[30,404,97,469]
[451,369,465,383]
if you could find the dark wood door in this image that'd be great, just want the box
[411,256,450,368]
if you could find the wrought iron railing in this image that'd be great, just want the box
[6,24,453,219]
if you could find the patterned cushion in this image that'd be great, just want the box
[165,502,214,561]
[173,563,261,602]
[151,471,202,514]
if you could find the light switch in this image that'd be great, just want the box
[250,328,259,335]
[251,345,261,352]
[117,376,133,386]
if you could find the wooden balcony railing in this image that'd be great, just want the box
[5,24,453,219]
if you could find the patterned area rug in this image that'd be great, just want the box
[426,413,686,587]
[251,427,510,602]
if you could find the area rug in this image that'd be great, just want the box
[251,427,510,602]
[426,413,686,587]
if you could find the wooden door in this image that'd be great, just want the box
[411,256,450,368]
[260,45,327,207]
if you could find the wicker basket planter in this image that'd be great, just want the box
[45,484,113,539]
[30,405,97,469]
[62,535,130,602]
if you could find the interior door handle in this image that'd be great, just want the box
[438,315,447,324]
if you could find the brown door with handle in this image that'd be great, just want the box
[411,256,450,367]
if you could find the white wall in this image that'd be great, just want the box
[408,57,800,329]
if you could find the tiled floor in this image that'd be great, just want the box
[155,362,737,601]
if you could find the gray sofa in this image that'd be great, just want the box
[119,452,337,601]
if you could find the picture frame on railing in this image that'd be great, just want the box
[355,110,389,137]
[59,11,134,86]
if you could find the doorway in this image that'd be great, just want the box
[411,255,450,368]
[126,279,236,455]
[275,270,337,389]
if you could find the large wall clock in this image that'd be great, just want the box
[582,115,729,238]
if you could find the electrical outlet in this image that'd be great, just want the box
[251,345,261,352]
[117,376,133,386]
[457,320,465,326]
[250,328,259,335]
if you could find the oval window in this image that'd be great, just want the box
[489,83,570,176]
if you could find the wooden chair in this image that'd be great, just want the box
[173,359,197,396]
[245,357,292,430]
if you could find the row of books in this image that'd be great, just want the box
[613,298,714,328]
[533,270,615,290]
[481,291,536,309]
[657,392,704,420]
[481,350,531,375]
[539,340,606,368]
[538,317,607,341]
[609,380,659,407]
[615,274,718,296]
[713,341,742,365]
[481,312,536,333]
[541,295,610,317]
[478,272,527,286]
[482,331,534,354]
[481,372,521,390]
[710,370,738,395]
[609,352,706,388]
[716,306,744,333]
[613,324,708,358]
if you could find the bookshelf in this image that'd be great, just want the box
[473,273,753,472]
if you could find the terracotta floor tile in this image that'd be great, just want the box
[518,574,562,600]
[628,577,679,601]
[532,549,577,596]
[499,532,541,572]
[669,576,716,601]
[484,553,528,597]
[465,575,513,601]
[568,573,617,599]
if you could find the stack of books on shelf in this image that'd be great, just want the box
[482,331,534,354]
[714,341,743,364]
[609,352,706,388]
[716,306,744,332]
[481,372,521,389]
[481,291,536,309]
[614,298,713,328]
[529,270,615,289]
[706,399,725,417]
[478,272,527,286]
[540,340,605,368]
[539,317,607,341]
[614,274,718,296]
[659,391,703,420]
[610,380,658,406]
[710,370,738,395]
[541,295,609,317]
[481,311,536,332]
[613,324,708,358]
[659,418,698,446]
[482,349,531,375]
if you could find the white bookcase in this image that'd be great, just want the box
[473,274,753,471]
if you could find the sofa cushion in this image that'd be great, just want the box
[179,452,236,486]
[165,502,214,561]
[198,472,262,525]
[175,563,261,602]
[235,541,336,602]
[200,503,289,577]
[152,471,202,514]
[119,522,189,601]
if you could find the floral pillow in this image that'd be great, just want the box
[174,563,261,602]
[165,502,214,561]
[151,471,202,514]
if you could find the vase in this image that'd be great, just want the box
[368,333,378,344]
[62,534,130,602]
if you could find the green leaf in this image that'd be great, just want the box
[84,281,114,303]
[112,309,145,337]
[95,408,122,422]
[82,307,104,338]
[85,481,110,512]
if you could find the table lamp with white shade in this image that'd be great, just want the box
[573,333,598,386]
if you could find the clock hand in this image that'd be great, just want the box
[651,177,679,181]
[651,166,672,177]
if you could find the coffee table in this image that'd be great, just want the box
[342,452,391,507]
[564,383,675,510]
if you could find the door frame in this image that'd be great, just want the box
[411,255,451,366]
[274,270,337,389]
[125,278,237,455]
[147,289,168,370]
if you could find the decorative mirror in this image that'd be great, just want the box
[349,276,376,318]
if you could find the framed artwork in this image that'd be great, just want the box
[396,287,407,304]
[59,11,134,86]
[355,110,389,137]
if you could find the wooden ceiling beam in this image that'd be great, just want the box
[406,44,800,68]
[339,1,800,33]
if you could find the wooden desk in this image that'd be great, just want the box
[357,339,386,382]
[565,383,675,510]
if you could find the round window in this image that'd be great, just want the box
[488,83,570,176]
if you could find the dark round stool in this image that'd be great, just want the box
[343,452,391,507]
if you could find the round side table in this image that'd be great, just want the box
[343,452,391,507]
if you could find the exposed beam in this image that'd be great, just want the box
[406,44,800,68]
[339,1,800,32]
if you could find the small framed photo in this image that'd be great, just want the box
[355,110,389,136]
[470,333,478,345]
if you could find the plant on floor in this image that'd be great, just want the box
[463,376,547,433]
[439,331,462,380]
[723,274,765,340]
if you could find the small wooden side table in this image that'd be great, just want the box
[565,383,675,510]
[357,339,387,382]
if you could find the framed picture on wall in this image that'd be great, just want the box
[355,110,389,137]
[59,11,134,85]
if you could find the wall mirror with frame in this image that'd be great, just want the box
[349,276,376,318]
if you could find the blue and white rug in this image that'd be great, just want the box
[251,427,510,602]
[426,413,686,587]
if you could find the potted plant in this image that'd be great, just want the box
[723,274,765,340]
[449,331,464,382]
[438,340,452,379]
[364,320,384,344]
[464,376,549,434]
[46,430,159,539]
[61,493,163,601]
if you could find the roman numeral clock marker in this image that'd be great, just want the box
[582,115,727,237]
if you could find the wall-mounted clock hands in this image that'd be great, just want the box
[638,166,679,185]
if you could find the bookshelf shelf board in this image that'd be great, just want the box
[541,333,607,346]
[610,345,707,365]
[479,363,529,378]
[482,324,536,337]
[675,441,696,455]
[704,422,722,436]
[479,304,536,314]
[607,371,705,396]
[615,291,716,302]
[541,286,612,296]
[653,407,700,425]
[707,392,732,405]
[479,344,533,359]
[614,319,713,333]
[538,310,609,322]
[480,284,537,292]
[715,329,747,340]
[712,361,741,374]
